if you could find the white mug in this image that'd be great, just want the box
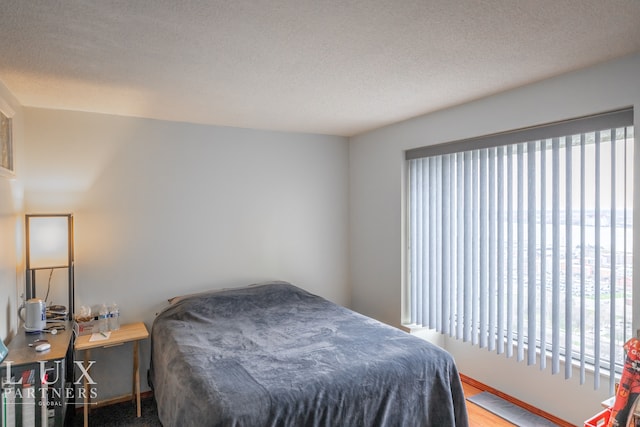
[19,298,47,332]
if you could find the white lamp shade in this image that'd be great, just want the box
[28,216,70,269]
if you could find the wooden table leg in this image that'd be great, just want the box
[84,349,90,427]
[131,343,135,404]
[133,340,141,417]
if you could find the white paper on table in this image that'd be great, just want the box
[89,331,111,342]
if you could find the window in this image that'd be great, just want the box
[406,109,634,392]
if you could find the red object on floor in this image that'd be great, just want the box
[585,408,611,427]
[607,337,640,427]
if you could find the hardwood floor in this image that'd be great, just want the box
[463,380,516,427]
[461,375,575,427]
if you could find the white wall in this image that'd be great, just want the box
[22,108,349,399]
[349,53,640,425]
[0,80,24,346]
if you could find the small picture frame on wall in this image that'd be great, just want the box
[0,96,14,177]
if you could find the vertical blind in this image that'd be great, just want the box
[406,109,634,392]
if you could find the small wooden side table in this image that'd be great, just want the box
[74,322,149,427]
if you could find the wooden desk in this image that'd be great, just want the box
[74,322,149,427]
[1,325,72,368]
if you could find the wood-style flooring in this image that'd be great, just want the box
[462,376,575,427]
[463,380,517,427]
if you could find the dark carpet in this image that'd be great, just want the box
[467,391,557,427]
[71,396,161,427]
[77,392,558,426]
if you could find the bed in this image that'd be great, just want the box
[150,281,468,426]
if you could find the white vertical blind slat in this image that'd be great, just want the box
[609,129,617,394]
[579,134,586,384]
[623,127,631,382]
[429,157,437,329]
[464,151,473,342]
[449,156,457,337]
[410,160,419,325]
[517,143,525,361]
[497,147,505,355]
[489,148,497,352]
[480,149,488,348]
[420,159,429,327]
[527,141,537,365]
[506,146,514,359]
[472,150,480,345]
[539,140,547,371]
[435,158,443,331]
[442,155,451,335]
[457,153,465,340]
[565,137,573,380]
[594,132,601,390]
[552,137,560,375]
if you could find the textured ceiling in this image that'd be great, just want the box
[0,1,639,137]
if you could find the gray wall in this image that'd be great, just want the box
[0,81,23,347]
[21,108,350,400]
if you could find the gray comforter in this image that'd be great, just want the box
[150,282,468,427]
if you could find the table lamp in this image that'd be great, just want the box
[25,214,74,319]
